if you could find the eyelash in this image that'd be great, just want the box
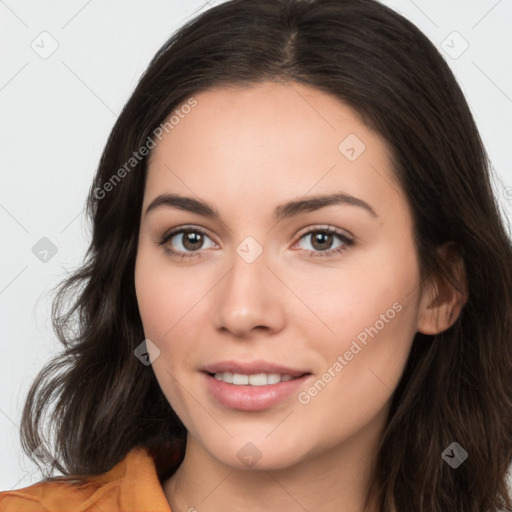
[157,225,354,260]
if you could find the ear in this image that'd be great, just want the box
[416,242,468,335]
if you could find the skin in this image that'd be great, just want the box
[134,81,466,512]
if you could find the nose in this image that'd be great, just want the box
[211,246,286,339]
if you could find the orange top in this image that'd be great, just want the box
[0,446,176,511]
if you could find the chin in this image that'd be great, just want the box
[201,436,311,473]
[223,453,302,472]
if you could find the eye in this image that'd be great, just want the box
[157,225,354,260]
[294,226,354,258]
[158,226,215,260]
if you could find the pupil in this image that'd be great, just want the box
[313,232,332,250]
[184,231,202,250]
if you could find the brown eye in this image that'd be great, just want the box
[158,226,215,259]
[310,231,335,251]
[296,227,354,258]
[180,230,205,251]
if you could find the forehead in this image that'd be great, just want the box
[144,81,404,222]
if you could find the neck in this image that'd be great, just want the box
[163,410,386,512]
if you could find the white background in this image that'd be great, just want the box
[1,0,511,491]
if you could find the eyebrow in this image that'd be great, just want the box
[144,192,378,221]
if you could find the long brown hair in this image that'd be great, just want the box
[19,1,512,510]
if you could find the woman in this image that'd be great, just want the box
[1,0,511,510]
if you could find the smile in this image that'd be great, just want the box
[203,371,313,411]
[211,372,300,385]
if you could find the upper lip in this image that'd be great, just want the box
[200,360,310,377]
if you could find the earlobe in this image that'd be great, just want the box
[416,242,468,335]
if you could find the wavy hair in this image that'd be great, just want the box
[19,0,512,510]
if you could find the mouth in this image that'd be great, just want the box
[202,370,314,411]
[205,371,311,386]
[200,359,311,378]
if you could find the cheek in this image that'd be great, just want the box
[134,256,168,340]
[134,250,192,415]
[290,253,416,348]
[134,244,206,387]
[135,242,198,341]
[298,241,420,396]
[296,297,417,452]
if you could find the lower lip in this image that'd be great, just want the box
[203,372,312,411]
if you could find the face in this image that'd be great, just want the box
[135,81,427,471]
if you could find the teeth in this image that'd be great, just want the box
[266,373,282,385]
[233,373,249,385]
[213,372,298,385]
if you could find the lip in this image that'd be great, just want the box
[200,360,313,411]
[200,359,309,377]
[202,372,313,411]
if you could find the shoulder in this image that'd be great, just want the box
[0,445,174,511]
[0,486,45,511]
[0,471,126,511]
